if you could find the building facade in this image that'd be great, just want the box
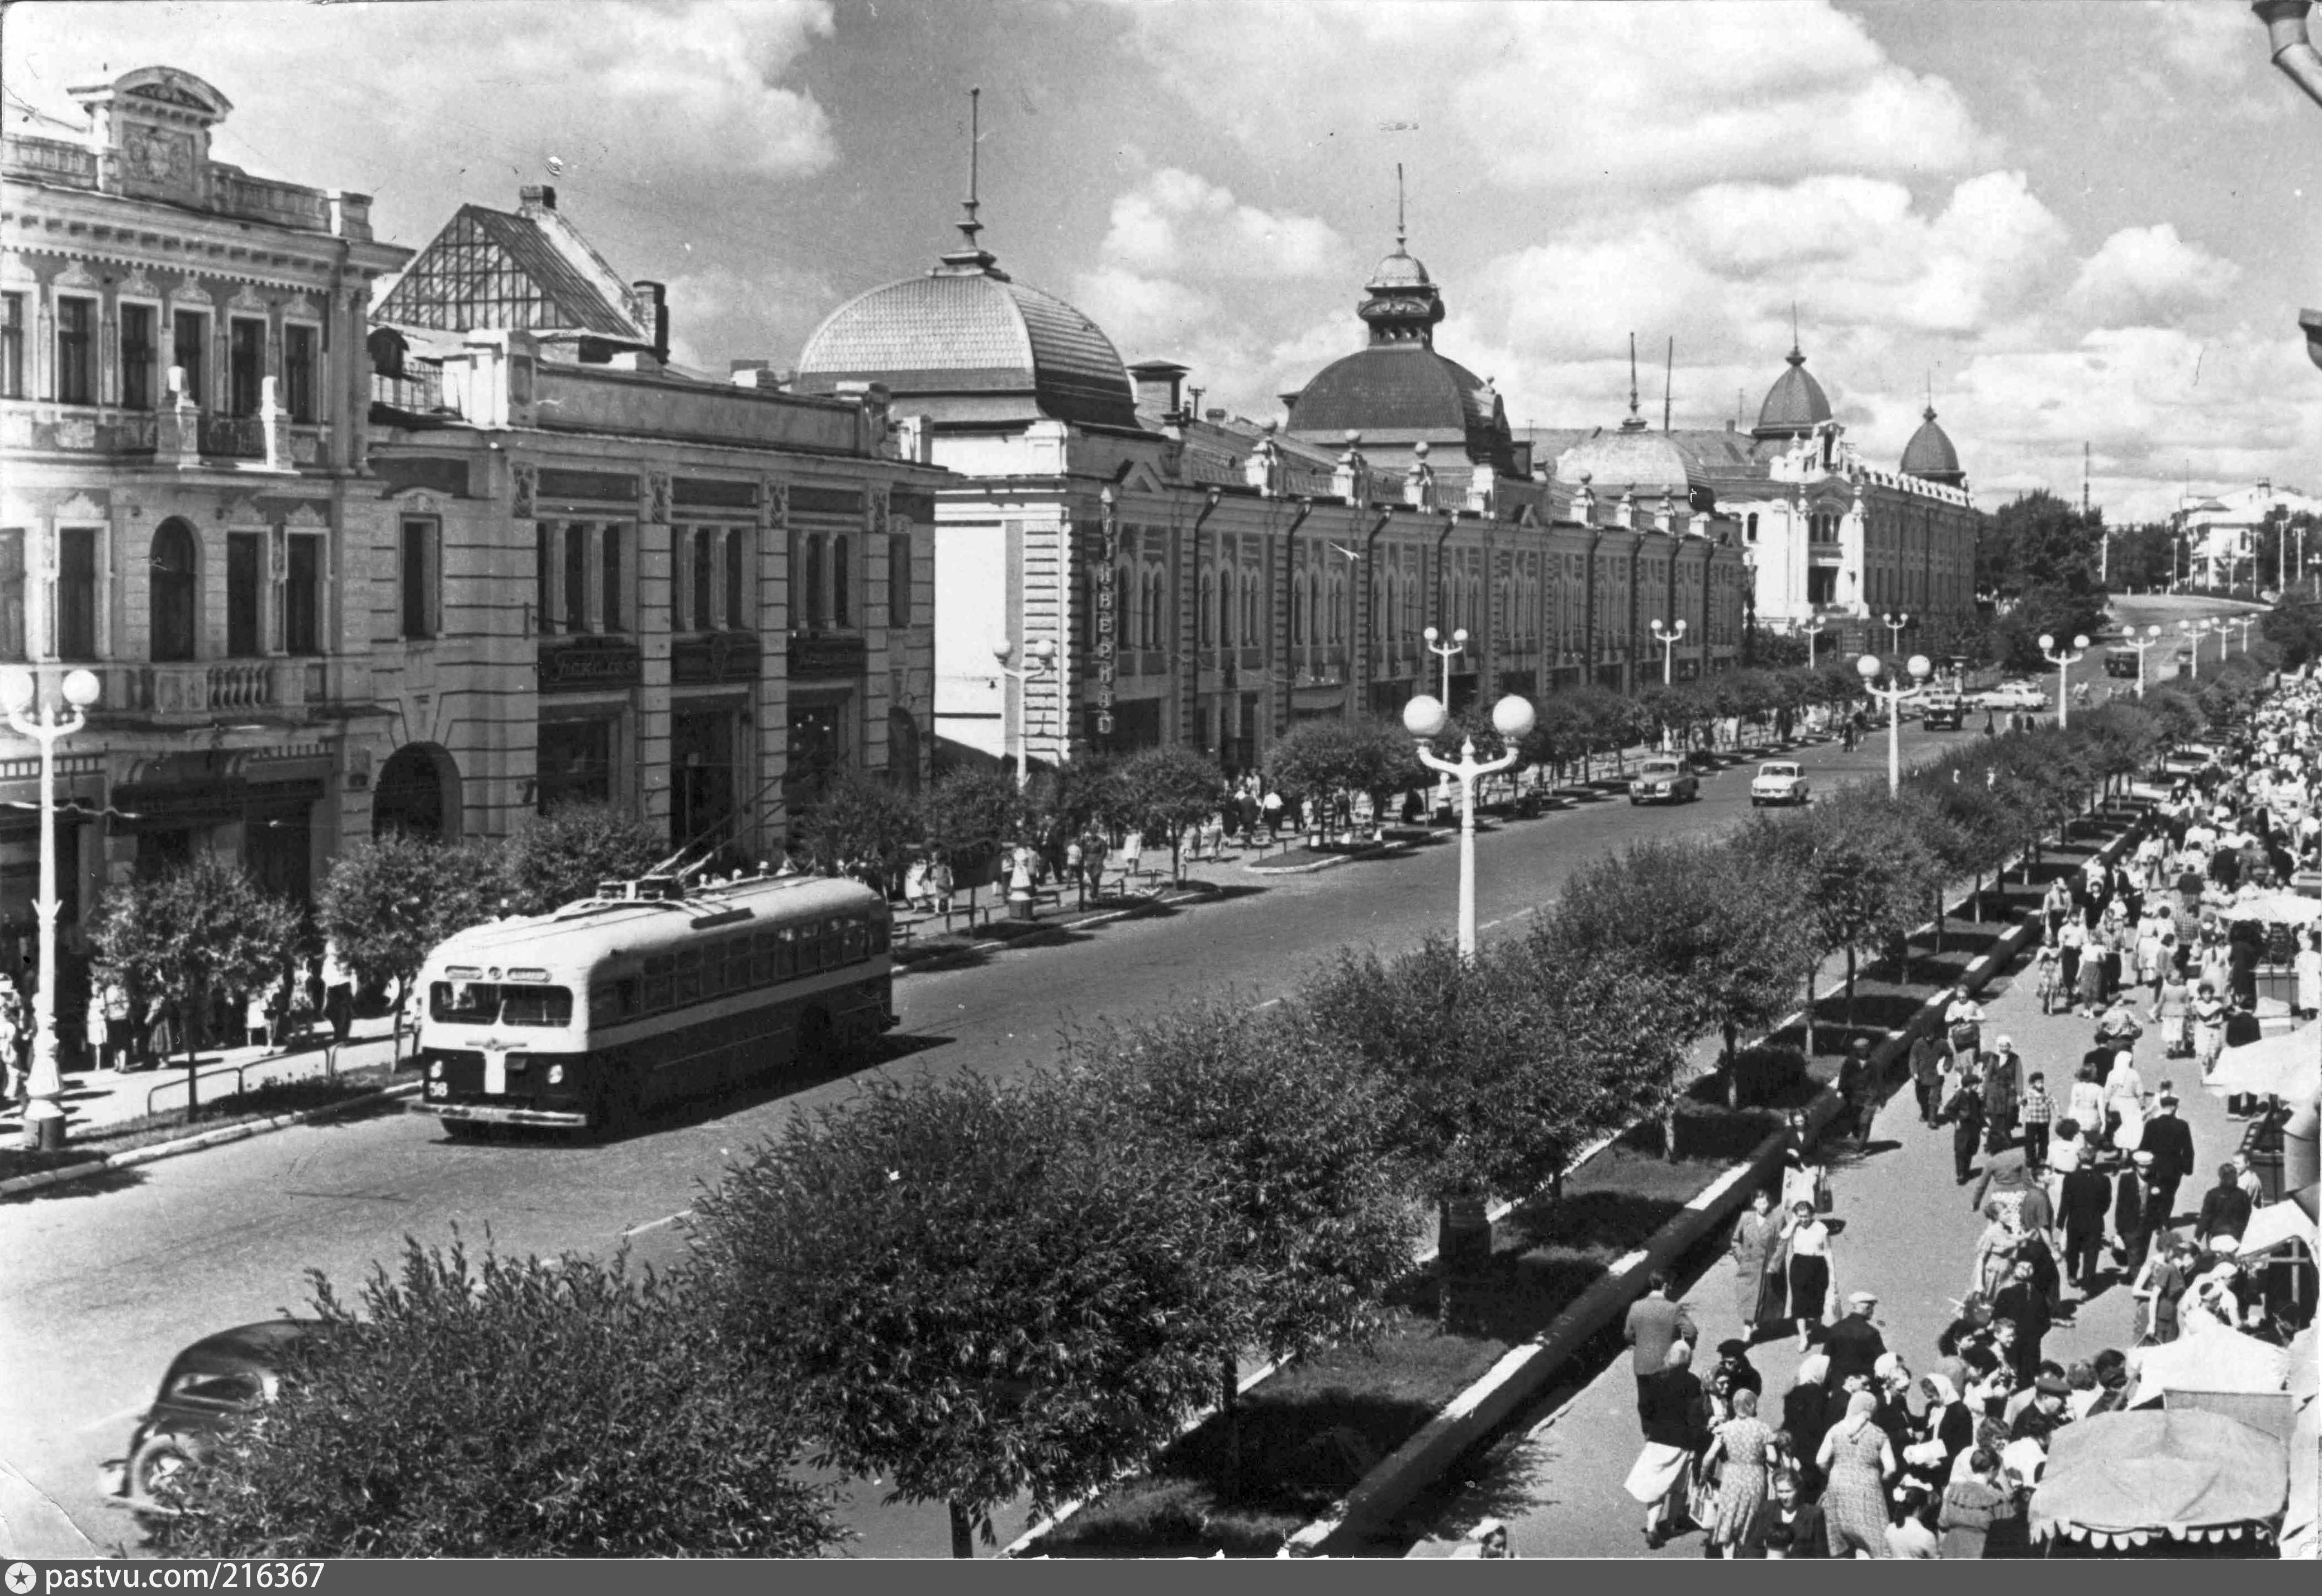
[0,66,407,952]
[792,214,1749,780]
[2174,480,2322,591]
[368,187,945,866]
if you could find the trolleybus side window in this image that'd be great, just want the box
[799,924,825,975]
[841,918,866,962]
[590,978,639,1025]
[723,938,752,992]
[643,954,675,1011]
[775,927,798,978]
[675,948,703,1004]
[751,932,777,985]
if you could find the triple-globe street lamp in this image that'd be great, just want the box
[2039,631,2089,728]
[1856,652,1930,797]
[1404,690,1535,960]
[990,636,1056,790]
[2122,624,2164,700]
[1,665,101,1150]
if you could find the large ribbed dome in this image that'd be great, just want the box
[795,255,1138,430]
[1900,403,1964,486]
[1753,345,1832,441]
[1289,345,1496,438]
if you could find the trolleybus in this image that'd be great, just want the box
[413,872,894,1137]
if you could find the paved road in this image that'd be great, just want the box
[0,640,2229,1560]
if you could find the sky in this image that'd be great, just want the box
[7,0,2318,522]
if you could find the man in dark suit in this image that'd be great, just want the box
[2059,1158,2112,1293]
[2196,1161,2254,1243]
[2140,1091,2196,1234]
[1992,1258,2053,1383]
[1622,1271,1696,1429]
[1821,1290,1888,1390]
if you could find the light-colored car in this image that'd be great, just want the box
[1750,761,1810,806]
[1628,756,1699,805]
[1978,681,2048,710]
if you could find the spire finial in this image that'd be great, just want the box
[1664,335,1674,433]
[959,86,983,250]
[1791,301,1800,354]
[1395,162,1407,250]
[1924,368,1936,422]
[1621,332,1646,430]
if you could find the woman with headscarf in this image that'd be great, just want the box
[1969,1213,2022,1302]
[1625,1340,1709,1550]
[1813,1389,1896,1558]
[1904,1371,1975,1492]
[1727,1187,1786,1343]
[1700,1386,1774,1558]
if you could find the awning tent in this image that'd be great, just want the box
[2206,1024,2321,1101]
[2238,1193,2319,1257]
[2030,1410,2288,1550]
[2128,1328,2291,1405]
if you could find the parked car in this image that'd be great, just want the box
[1978,680,2048,710]
[1920,693,1967,731]
[1628,756,1699,805]
[99,1319,327,1531]
[1750,761,1810,806]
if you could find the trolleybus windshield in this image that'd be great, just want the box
[429,982,575,1028]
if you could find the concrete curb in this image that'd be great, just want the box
[1277,805,2149,1556]
[1246,841,1412,876]
[0,1079,422,1199]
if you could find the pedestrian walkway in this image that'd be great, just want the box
[0,1013,409,1142]
[1421,820,2249,1558]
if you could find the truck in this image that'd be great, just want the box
[2105,647,2141,679]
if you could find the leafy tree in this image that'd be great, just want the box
[1020,754,1124,870]
[90,855,299,1115]
[1743,627,1810,669]
[316,833,493,1061]
[1110,745,1224,881]
[919,767,1022,886]
[2261,600,2322,671]
[494,801,666,916]
[153,1239,846,1558]
[691,1070,1242,1557]
[1980,488,2105,601]
[1531,837,1817,1144]
[1517,693,1592,781]
[1992,586,2109,673]
[795,768,920,894]
[1073,1000,1417,1481]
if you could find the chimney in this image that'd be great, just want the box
[1128,359,1189,419]
[519,184,557,212]
[1279,390,1303,418]
[633,279,669,367]
[1509,438,1534,478]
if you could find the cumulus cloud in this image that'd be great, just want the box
[1098,168,1347,280]
[2150,0,2261,86]
[2065,224,2242,327]
[660,260,839,375]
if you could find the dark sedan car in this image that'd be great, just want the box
[98,1319,327,1530]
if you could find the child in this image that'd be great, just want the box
[2033,937,2061,1015]
[2019,1073,2055,1170]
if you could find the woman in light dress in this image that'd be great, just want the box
[1701,1387,1775,1557]
[1781,1199,1835,1352]
[2296,928,2322,1020]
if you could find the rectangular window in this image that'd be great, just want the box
[400,517,436,640]
[283,324,317,424]
[601,525,624,633]
[120,305,155,412]
[1,294,21,398]
[889,533,911,627]
[172,311,206,403]
[56,528,98,662]
[563,523,589,635]
[641,956,674,1013]
[286,535,321,656]
[226,531,262,657]
[55,298,93,405]
[0,531,22,662]
[535,522,554,634]
[536,716,614,814]
[674,949,702,1005]
[725,530,745,630]
[751,932,776,986]
[691,528,714,634]
[228,317,264,417]
[774,927,797,979]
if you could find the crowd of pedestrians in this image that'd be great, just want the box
[1618,667,2319,1557]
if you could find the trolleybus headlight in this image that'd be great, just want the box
[547,1063,564,1085]
[427,1080,446,1098]
[428,1060,444,1080]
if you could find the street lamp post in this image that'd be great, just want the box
[1422,625,1468,705]
[1,666,100,1151]
[1881,611,1911,656]
[1404,691,1535,959]
[2039,631,2090,726]
[1856,652,1930,796]
[2235,616,2256,654]
[1649,619,1685,749]
[2126,624,2164,699]
[990,635,1056,790]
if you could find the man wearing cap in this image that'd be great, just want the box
[1992,1257,2053,1384]
[1712,1338,1763,1400]
[2140,1090,2195,1233]
[2008,1373,2072,1447]
[1981,1043,2019,1153]
[1909,1029,1946,1127]
[1822,1290,1888,1391]
[2058,1148,2111,1295]
[2114,1151,2155,1270]
[1835,1037,1875,1148]
[2196,1160,2253,1243]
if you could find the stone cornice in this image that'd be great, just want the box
[2,181,407,285]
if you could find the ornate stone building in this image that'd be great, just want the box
[367,186,945,864]
[0,66,407,948]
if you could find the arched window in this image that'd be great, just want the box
[830,534,851,626]
[149,519,197,662]
[1308,572,1322,647]
[1328,573,1344,643]
[1243,567,1261,643]
[726,530,747,630]
[1198,565,1213,645]
[1216,567,1233,647]
[691,529,714,635]
[1290,566,1305,645]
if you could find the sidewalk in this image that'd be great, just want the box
[1419,815,2250,1558]
[0,1012,410,1142]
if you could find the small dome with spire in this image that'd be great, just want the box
[1367,248,1432,291]
[1901,403,1964,486]
[1753,344,1832,442]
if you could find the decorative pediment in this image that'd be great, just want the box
[53,260,97,291]
[281,293,316,320]
[53,492,107,524]
[118,269,159,300]
[387,488,441,514]
[1118,462,1167,496]
[169,279,216,308]
[283,501,328,529]
[229,283,266,314]
[126,80,218,112]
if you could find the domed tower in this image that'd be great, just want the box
[1284,173,1516,474]
[1900,403,1966,488]
[792,102,1136,431]
[1752,341,1834,445]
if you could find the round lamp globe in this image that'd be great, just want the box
[1907,654,1932,679]
[60,669,100,709]
[1856,654,1883,681]
[1403,694,1450,739]
[1490,695,1536,739]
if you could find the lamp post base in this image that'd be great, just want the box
[22,1101,65,1152]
